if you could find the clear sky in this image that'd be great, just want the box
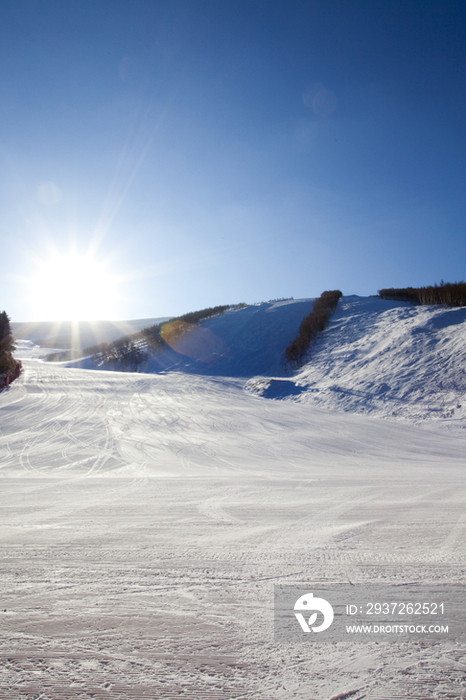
[1,0,465,321]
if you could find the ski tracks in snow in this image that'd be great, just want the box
[1,356,466,698]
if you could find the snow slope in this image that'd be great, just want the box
[70,295,466,433]
[74,298,316,377]
[245,296,466,434]
[0,297,465,699]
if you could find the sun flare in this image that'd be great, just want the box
[31,248,119,322]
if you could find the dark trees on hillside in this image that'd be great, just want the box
[177,304,245,325]
[378,281,466,307]
[83,303,248,366]
[285,290,342,367]
[85,336,147,371]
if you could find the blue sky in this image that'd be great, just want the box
[1,0,465,321]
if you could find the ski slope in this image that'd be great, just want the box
[73,294,466,433]
[251,296,466,434]
[71,298,316,377]
[0,297,465,699]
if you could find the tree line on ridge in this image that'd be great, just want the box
[378,281,466,306]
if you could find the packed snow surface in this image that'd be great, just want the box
[1,296,465,698]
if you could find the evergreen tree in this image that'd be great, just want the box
[0,311,15,355]
[0,311,18,377]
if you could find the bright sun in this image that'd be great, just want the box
[32,248,119,321]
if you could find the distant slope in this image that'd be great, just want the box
[248,296,466,432]
[70,299,316,378]
[11,318,171,350]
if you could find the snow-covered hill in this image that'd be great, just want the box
[248,296,466,433]
[63,298,315,376]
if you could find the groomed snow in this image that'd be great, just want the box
[0,297,465,698]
